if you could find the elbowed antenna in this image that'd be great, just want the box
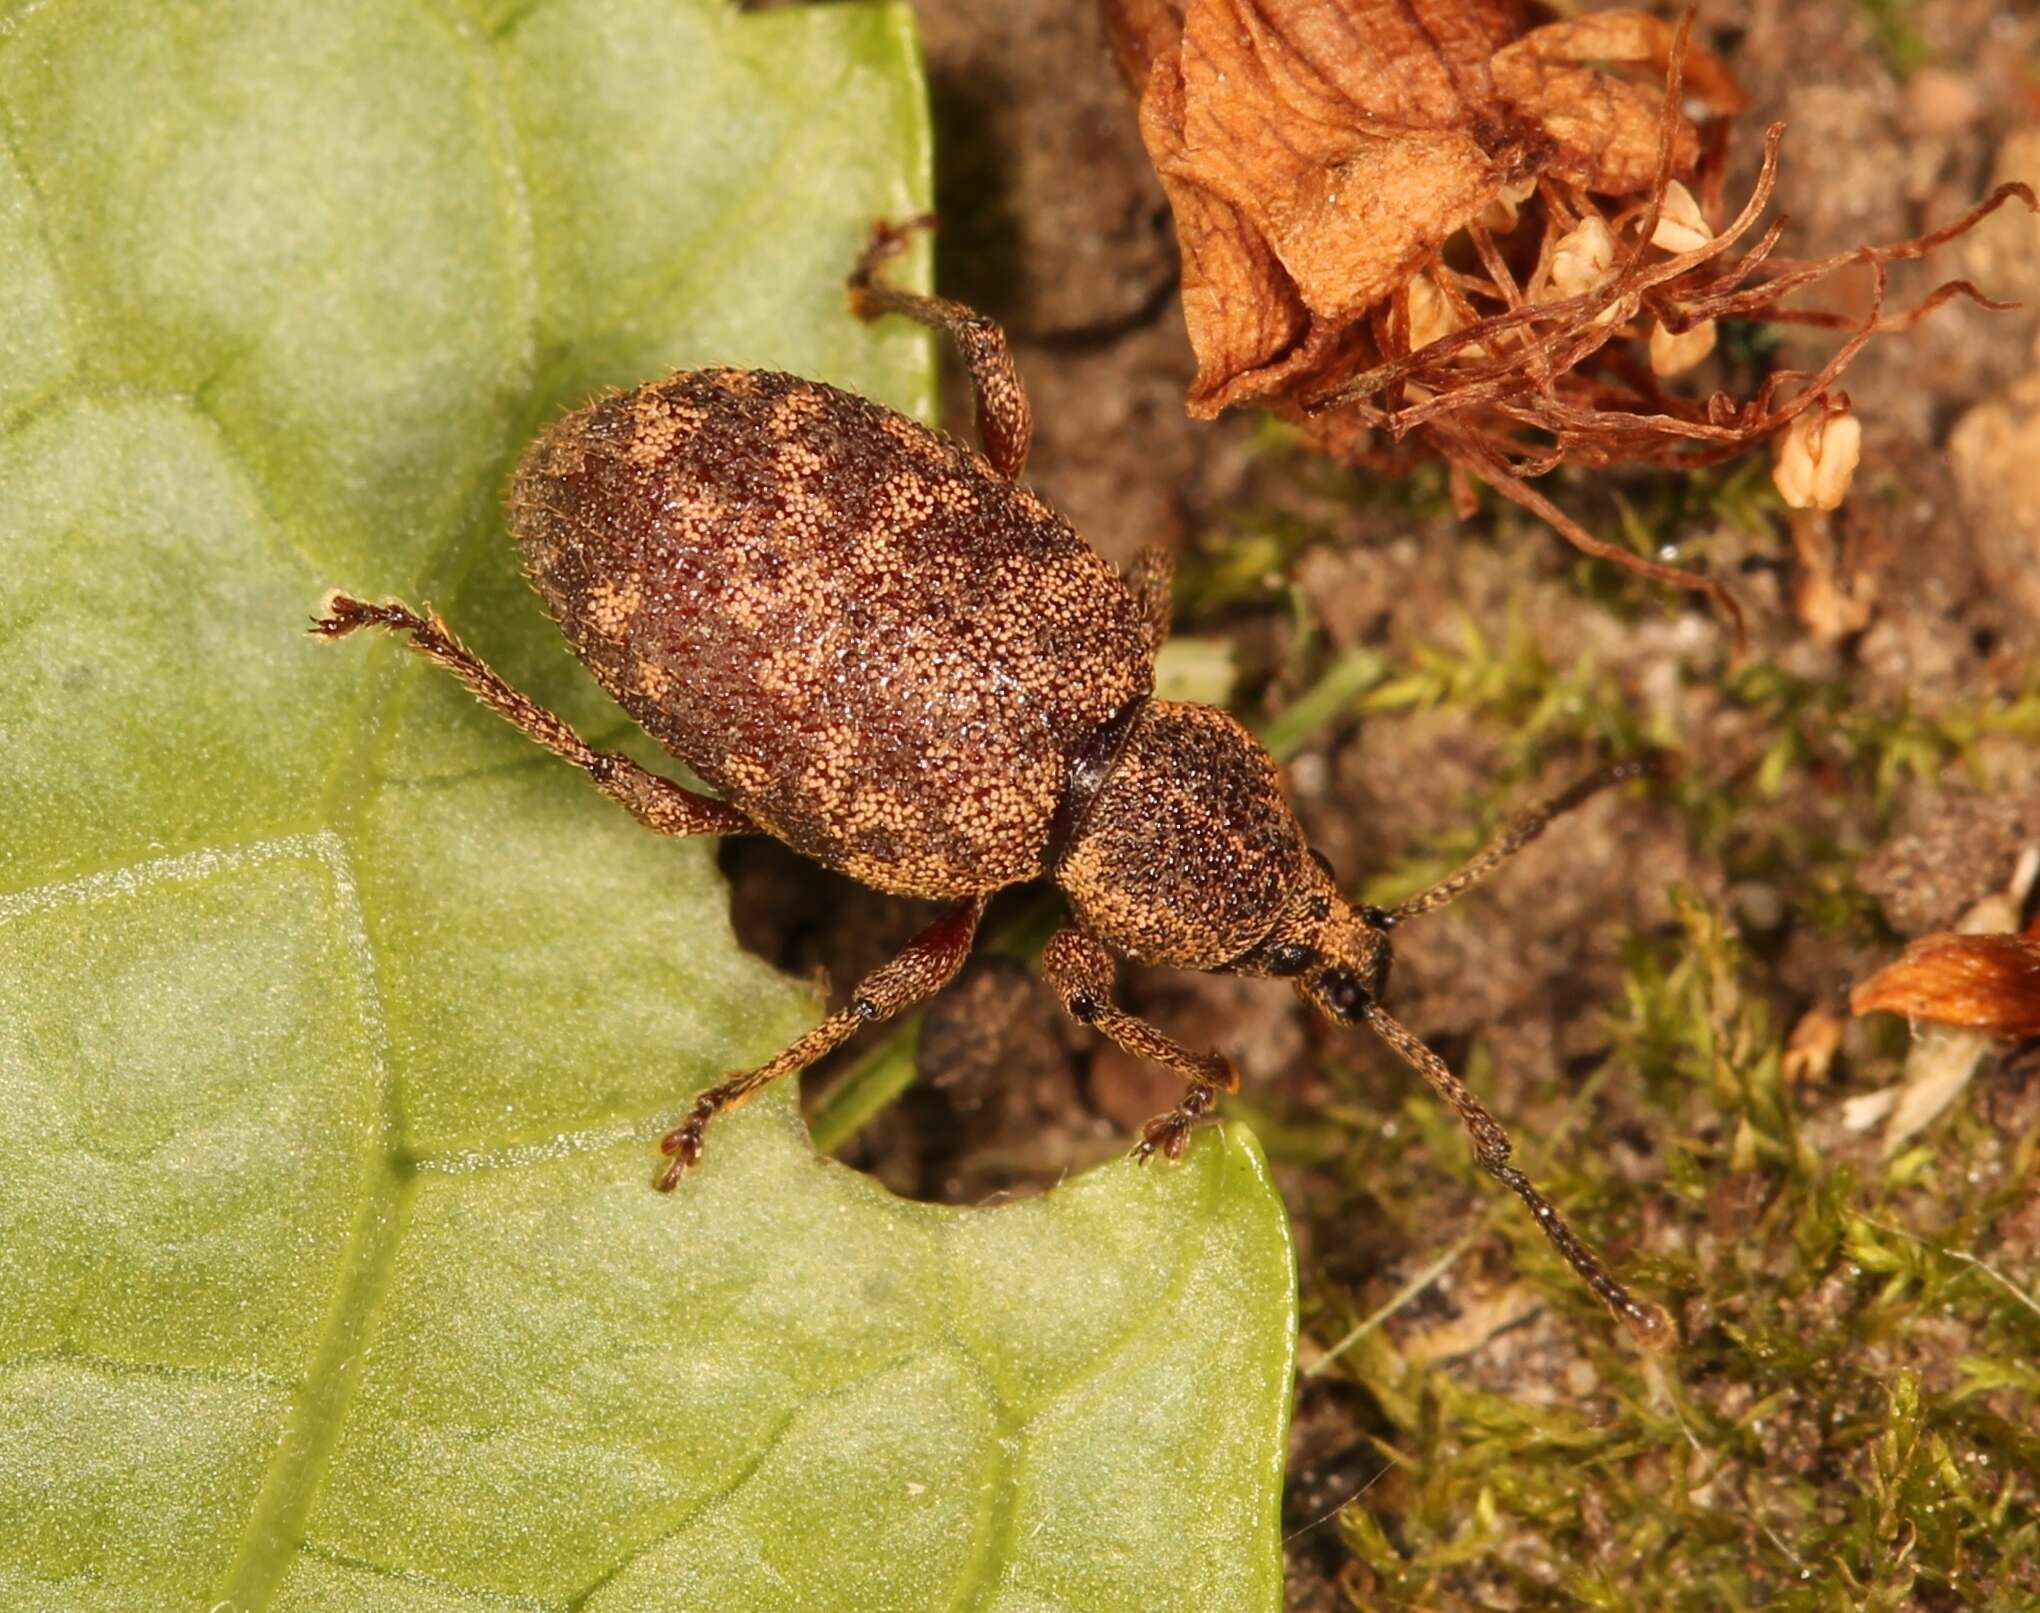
[1388,753,1676,924]
[1364,753,1679,1349]
[1365,1002,1675,1351]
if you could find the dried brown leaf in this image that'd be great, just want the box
[1850,934,2040,1040]
[1488,12,1742,194]
[1133,0,1527,413]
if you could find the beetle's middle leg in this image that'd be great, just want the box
[1042,928,1239,1163]
[847,215,1033,482]
[311,593,758,840]
[656,892,992,1189]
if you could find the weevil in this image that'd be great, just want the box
[314,219,1673,1350]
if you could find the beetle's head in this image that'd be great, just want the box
[1230,846,1396,1025]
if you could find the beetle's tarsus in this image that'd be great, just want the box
[653,1104,714,1190]
[1131,1082,1218,1164]
[658,1098,716,1160]
[309,591,420,639]
[649,896,990,1185]
[848,212,938,301]
[313,587,762,841]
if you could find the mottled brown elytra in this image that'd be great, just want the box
[313,218,1674,1349]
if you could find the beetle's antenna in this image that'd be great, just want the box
[1364,1002,1675,1351]
[1387,753,1675,925]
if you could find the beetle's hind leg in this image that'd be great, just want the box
[657,893,992,1188]
[310,593,757,840]
[1042,929,1239,1163]
[1124,547,1176,652]
[848,215,1033,482]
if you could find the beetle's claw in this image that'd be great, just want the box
[862,212,936,267]
[1131,1080,1220,1165]
[1131,1111,1196,1165]
[310,592,423,640]
[309,591,373,637]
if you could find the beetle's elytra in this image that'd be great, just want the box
[517,364,1155,903]
[314,219,1673,1349]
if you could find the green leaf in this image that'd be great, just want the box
[0,3,1297,1610]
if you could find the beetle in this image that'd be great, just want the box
[314,218,1672,1350]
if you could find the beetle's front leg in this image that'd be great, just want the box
[657,892,991,1188]
[1041,928,1238,1163]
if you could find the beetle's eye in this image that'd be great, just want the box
[1316,966,1366,1020]
[1265,941,1316,976]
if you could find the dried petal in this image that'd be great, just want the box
[1780,1007,1845,1085]
[1649,316,1717,376]
[1406,272,1460,352]
[1850,933,2040,1039]
[1549,214,1617,299]
[1101,0,1183,92]
[1480,175,1537,233]
[1650,180,1711,253]
[1127,0,1517,414]
[1486,12,1740,192]
[1772,408,1863,511]
[1105,1,1737,415]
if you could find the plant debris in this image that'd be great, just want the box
[1852,841,2040,1046]
[1848,846,2040,1154]
[1102,0,2036,644]
[1853,932,2040,1041]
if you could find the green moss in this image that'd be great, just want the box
[1856,0,1931,74]
[1315,886,2040,1608]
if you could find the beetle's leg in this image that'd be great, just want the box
[847,215,1033,482]
[1041,928,1238,1163]
[311,593,757,840]
[656,893,991,1188]
[1124,547,1176,652]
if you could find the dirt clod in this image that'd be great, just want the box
[1856,792,2040,936]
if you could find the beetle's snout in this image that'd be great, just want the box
[1294,905,1394,1025]
[1310,965,1366,1022]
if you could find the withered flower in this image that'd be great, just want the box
[1851,933,2040,1041]
[1844,849,2039,1154]
[1772,403,1862,513]
[1103,0,2036,644]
